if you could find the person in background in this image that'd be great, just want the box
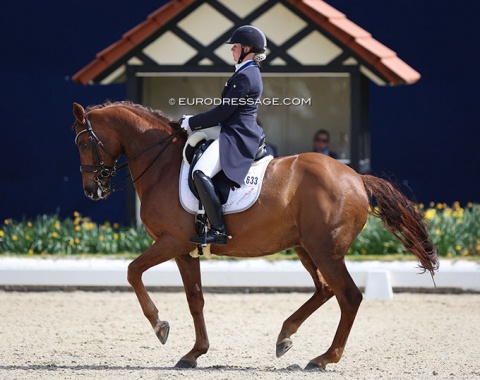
[312,129,338,159]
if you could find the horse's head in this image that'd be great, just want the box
[72,102,121,200]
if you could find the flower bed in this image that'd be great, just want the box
[0,203,479,258]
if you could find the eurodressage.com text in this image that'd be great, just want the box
[170,97,312,106]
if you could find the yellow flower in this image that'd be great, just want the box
[51,232,58,238]
[452,208,464,218]
[4,219,12,225]
[446,251,453,258]
[73,211,80,217]
[28,249,34,256]
[75,225,81,232]
[74,217,81,225]
[435,229,442,236]
[68,240,74,247]
[467,202,473,208]
[27,222,32,228]
[25,235,30,241]
[113,233,119,240]
[101,225,107,231]
[455,245,462,251]
[113,223,119,229]
[461,250,469,257]
[12,235,18,241]
[84,222,95,231]
[425,209,436,220]
[54,222,61,230]
[0,230,4,237]
[74,238,80,244]
[99,235,105,241]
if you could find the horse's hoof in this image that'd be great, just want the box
[154,321,170,345]
[276,338,293,358]
[304,362,326,371]
[175,359,197,369]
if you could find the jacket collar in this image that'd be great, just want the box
[235,59,254,72]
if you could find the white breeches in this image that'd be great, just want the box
[192,138,222,178]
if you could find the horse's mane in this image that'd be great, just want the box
[86,100,183,132]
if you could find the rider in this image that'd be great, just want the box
[180,25,267,245]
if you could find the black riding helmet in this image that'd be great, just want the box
[226,25,267,63]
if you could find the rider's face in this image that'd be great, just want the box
[231,43,242,62]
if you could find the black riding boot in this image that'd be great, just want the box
[189,170,229,245]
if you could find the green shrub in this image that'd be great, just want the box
[0,213,153,256]
[0,203,479,258]
[348,202,479,257]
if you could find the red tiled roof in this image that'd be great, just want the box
[289,0,420,85]
[73,0,420,86]
[72,0,194,85]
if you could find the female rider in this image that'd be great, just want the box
[180,25,267,246]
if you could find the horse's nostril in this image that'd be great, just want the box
[84,183,98,199]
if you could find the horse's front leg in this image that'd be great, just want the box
[127,236,183,345]
[174,254,209,368]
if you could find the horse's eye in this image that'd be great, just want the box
[80,142,88,152]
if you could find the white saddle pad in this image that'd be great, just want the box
[179,155,273,215]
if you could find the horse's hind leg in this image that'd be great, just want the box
[305,252,362,370]
[276,247,334,358]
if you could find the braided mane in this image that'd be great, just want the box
[86,100,183,132]
[86,101,173,124]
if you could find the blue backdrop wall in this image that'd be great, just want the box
[1,1,479,224]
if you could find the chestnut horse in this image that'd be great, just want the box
[72,101,438,371]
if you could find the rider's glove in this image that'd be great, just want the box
[179,115,193,135]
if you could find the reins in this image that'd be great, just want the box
[110,131,181,192]
[75,113,183,195]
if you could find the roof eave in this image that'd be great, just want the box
[288,0,421,86]
[72,0,194,85]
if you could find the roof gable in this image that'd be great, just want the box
[72,0,420,86]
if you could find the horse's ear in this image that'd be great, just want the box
[73,102,85,123]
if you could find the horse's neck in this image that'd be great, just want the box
[119,119,183,201]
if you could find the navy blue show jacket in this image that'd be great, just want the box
[189,62,264,187]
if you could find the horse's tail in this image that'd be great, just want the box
[361,175,439,277]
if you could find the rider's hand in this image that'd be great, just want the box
[179,115,192,135]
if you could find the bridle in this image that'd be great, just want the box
[75,113,183,196]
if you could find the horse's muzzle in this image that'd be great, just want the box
[84,181,109,201]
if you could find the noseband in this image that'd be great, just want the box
[75,114,118,194]
[75,113,183,195]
